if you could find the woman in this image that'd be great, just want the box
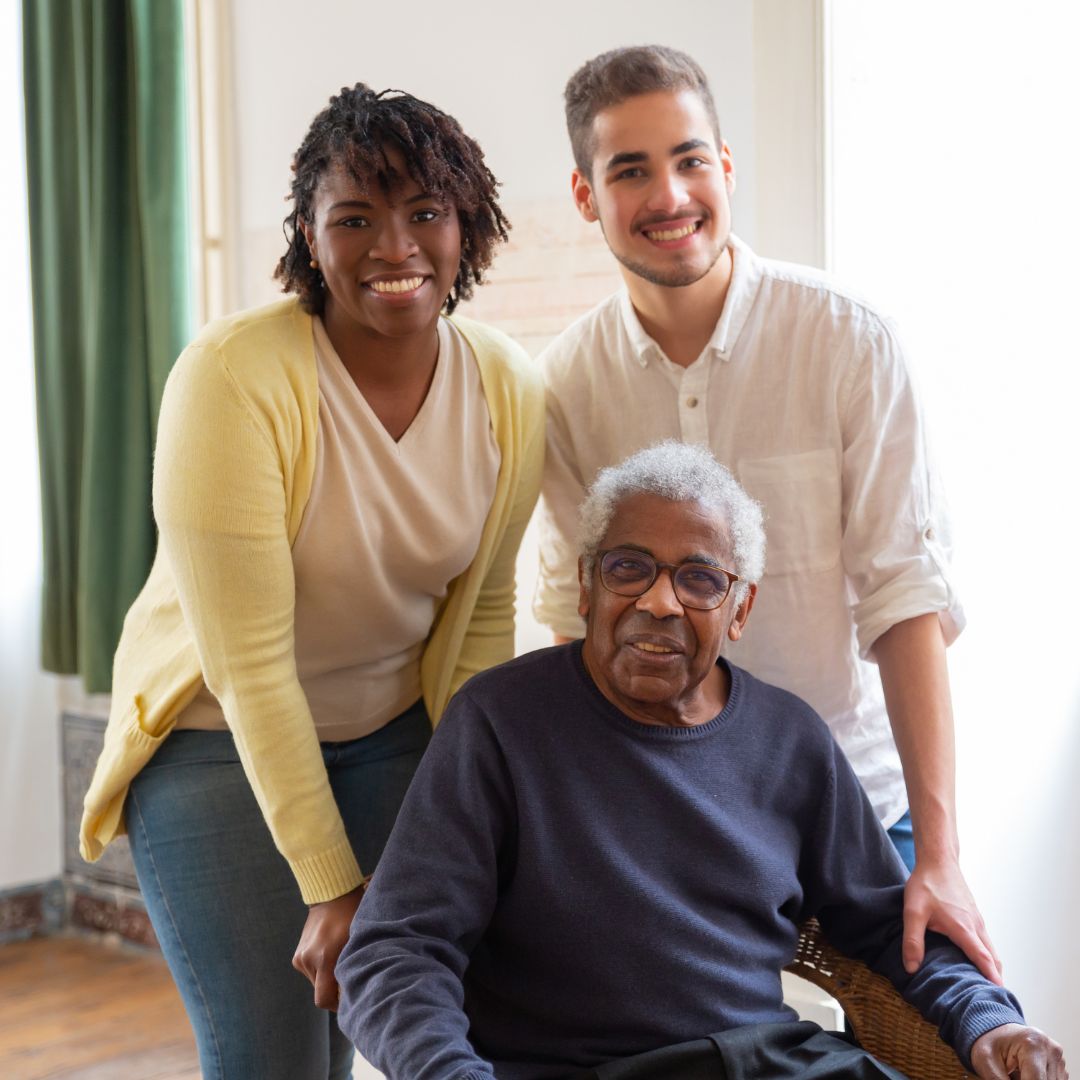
[79,84,543,1080]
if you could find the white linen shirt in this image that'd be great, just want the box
[535,235,964,825]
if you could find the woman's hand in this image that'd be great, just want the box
[292,885,364,1010]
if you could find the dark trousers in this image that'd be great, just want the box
[579,1021,908,1080]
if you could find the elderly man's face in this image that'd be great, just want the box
[578,493,755,727]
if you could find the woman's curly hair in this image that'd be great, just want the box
[275,84,509,315]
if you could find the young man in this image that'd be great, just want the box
[534,45,1000,982]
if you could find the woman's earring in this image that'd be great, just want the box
[310,258,320,269]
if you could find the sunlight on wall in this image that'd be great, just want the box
[829,0,1080,1054]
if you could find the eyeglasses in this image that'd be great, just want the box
[597,548,740,610]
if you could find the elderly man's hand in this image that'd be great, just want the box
[902,856,1003,984]
[970,1024,1068,1079]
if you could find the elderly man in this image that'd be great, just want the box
[336,444,1065,1080]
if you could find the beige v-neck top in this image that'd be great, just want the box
[177,316,500,740]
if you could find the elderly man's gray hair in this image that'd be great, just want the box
[578,441,766,599]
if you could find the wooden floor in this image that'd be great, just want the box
[0,935,199,1079]
[0,936,843,1079]
[0,936,385,1080]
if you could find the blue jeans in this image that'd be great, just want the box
[886,810,915,873]
[127,700,430,1080]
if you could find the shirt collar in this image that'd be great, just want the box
[714,234,764,359]
[617,289,659,368]
[617,234,764,368]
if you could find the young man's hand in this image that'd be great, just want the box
[970,1024,1067,1079]
[292,885,365,1010]
[902,855,1003,984]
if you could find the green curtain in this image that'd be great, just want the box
[23,0,192,691]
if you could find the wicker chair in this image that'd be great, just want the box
[785,918,974,1078]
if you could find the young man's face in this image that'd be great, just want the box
[572,89,735,289]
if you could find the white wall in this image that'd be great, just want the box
[0,1,62,893]
[226,0,758,311]
[829,0,1080,1056]
[752,0,826,267]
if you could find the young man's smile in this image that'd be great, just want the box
[636,213,706,249]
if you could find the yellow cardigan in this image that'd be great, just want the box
[80,298,544,903]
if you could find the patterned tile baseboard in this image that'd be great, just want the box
[2,876,158,949]
[66,879,157,949]
[0,879,64,943]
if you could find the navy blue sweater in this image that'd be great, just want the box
[336,644,1022,1079]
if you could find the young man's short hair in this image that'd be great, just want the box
[564,45,722,176]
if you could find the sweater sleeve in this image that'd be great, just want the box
[336,691,514,1080]
[153,342,360,903]
[804,739,1024,1070]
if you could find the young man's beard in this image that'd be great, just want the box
[600,220,729,289]
[613,250,722,288]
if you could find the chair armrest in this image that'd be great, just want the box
[785,919,974,1079]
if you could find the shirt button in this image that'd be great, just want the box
[686,396,699,408]
[924,526,936,541]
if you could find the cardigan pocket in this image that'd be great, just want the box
[126,693,177,747]
[80,695,177,861]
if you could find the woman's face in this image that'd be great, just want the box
[301,148,462,340]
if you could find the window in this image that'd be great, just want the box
[829,0,1080,1047]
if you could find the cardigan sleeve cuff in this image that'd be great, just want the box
[290,839,363,904]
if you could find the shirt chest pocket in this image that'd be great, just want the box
[737,449,842,576]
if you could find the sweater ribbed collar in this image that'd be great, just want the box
[569,639,743,740]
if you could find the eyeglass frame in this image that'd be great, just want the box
[595,547,742,611]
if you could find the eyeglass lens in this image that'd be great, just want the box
[599,549,731,609]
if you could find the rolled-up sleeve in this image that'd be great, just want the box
[840,316,965,658]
